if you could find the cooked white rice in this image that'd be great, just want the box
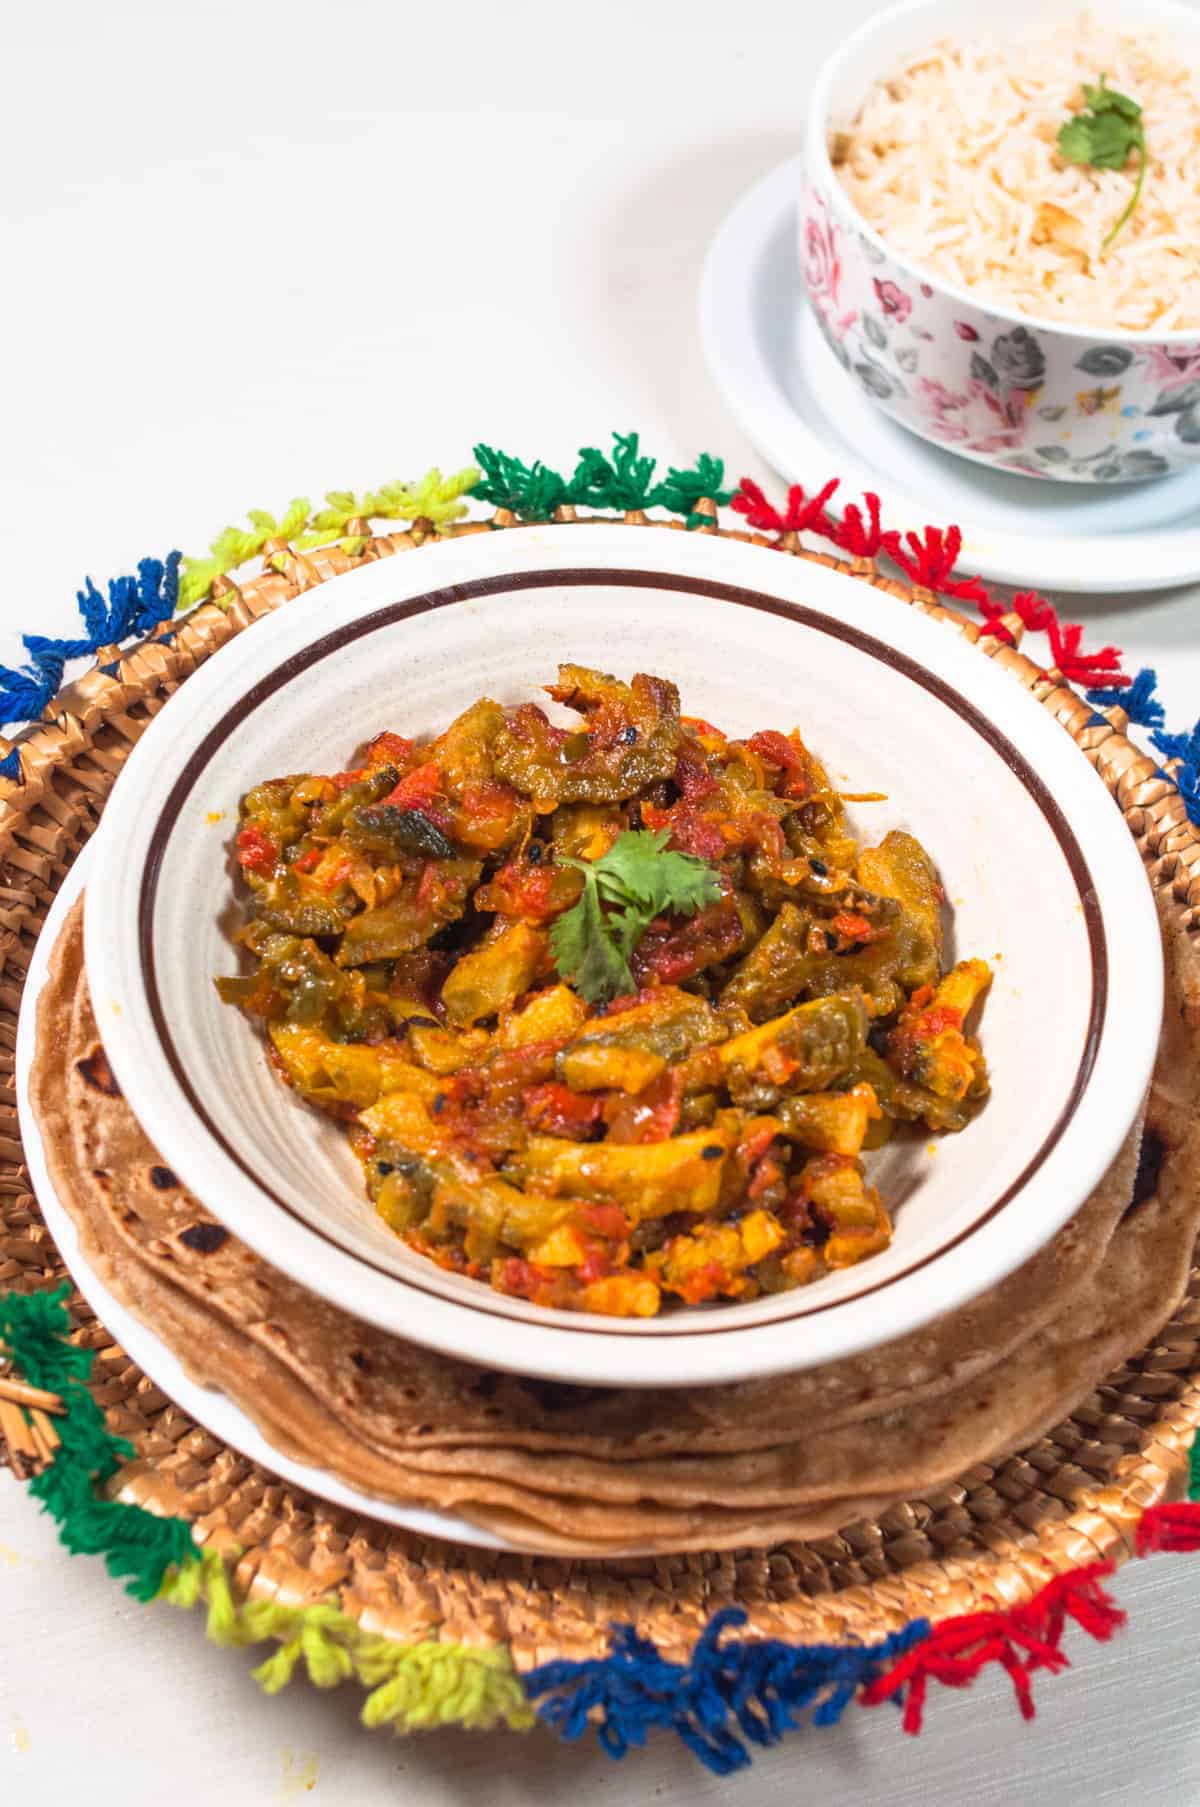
[832,14,1200,332]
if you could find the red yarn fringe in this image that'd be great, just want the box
[730,477,841,537]
[1136,1502,1200,1556]
[878,524,991,607]
[834,491,886,559]
[730,476,1131,693]
[860,1563,1125,1735]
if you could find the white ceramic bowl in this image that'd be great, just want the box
[83,524,1162,1387]
[803,0,1200,482]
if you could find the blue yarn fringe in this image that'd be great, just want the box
[0,542,1193,847]
[1087,667,1165,729]
[1151,717,1200,769]
[525,1606,930,1775]
[1082,667,1200,828]
[0,551,180,731]
[1150,714,1200,829]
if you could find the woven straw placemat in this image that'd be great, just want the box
[3,508,1199,1673]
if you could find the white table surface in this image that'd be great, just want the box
[4,0,1200,1800]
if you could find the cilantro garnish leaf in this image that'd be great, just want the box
[550,829,723,1005]
[549,878,634,1004]
[1057,74,1146,246]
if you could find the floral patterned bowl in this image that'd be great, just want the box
[802,0,1200,483]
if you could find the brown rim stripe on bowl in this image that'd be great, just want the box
[136,567,1107,1335]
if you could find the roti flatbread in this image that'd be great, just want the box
[28,896,1198,1554]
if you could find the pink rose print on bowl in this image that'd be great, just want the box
[799,2,1200,480]
[1142,342,1200,447]
[916,375,1035,459]
[873,278,912,323]
[802,190,856,340]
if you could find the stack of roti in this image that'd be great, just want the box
[31,898,1200,1556]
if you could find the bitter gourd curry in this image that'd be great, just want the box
[217,665,991,1316]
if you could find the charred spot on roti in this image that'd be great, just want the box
[91,1169,111,1189]
[76,1046,122,1097]
[523,1378,615,1413]
[350,1349,373,1374]
[178,1222,230,1254]
[149,1165,180,1191]
[1127,1125,1167,1217]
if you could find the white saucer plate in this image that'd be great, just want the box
[14,845,516,1554]
[699,156,1200,595]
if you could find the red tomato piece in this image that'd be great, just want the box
[317,857,351,893]
[673,742,718,802]
[917,1006,964,1040]
[489,861,560,922]
[456,781,520,853]
[365,731,413,767]
[507,702,569,752]
[602,1069,682,1144]
[498,1256,556,1301]
[293,845,322,874]
[746,730,810,798]
[737,1125,778,1169]
[676,1260,729,1305]
[578,1202,632,1241]
[746,729,800,769]
[638,802,727,864]
[634,896,741,985]
[386,760,442,810]
[830,911,876,945]
[235,825,277,874]
[462,780,518,830]
[523,1083,604,1139]
[603,987,659,1018]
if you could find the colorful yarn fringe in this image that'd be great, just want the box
[0,1288,530,1734]
[6,442,1200,1767]
[471,432,732,525]
[0,555,181,773]
[525,1608,929,1773]
[4,435,1196,806]
[4,1278,1200,1768]
[178,467,481,607]
[159,1547,532,1732]
[0,1283,195,1598]
[723,471,1200,824]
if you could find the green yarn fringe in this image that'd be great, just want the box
[472,431,732,526]
[159,1549,533,1733]
[119,434,734,618]
[177,466,481,608]
[1,1284,197,1599]
[0,1285,531,1733]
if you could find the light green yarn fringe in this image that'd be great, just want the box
[172,435,734,612]
[178,497,312,609]
[177,467,481,608]
[158,1547,534,1734]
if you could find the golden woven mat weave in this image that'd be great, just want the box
[3,512,1200,1666]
